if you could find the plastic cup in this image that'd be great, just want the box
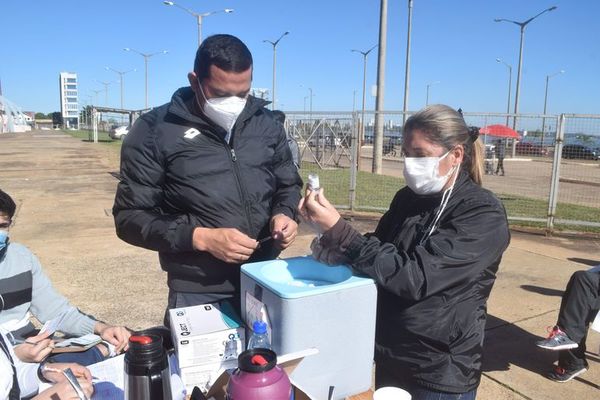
[373,386,412,400]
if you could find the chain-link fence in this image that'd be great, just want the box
[286,110,600,234]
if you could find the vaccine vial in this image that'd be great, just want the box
[307,173,320,192]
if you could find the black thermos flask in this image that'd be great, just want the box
[124,334,173,400]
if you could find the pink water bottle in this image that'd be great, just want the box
[226,348,292,400]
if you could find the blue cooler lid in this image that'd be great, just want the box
[241,256,374,299]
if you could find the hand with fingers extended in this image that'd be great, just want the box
[13,331,54,363]
[39,362,92,384]
[270,214,298,250]
[193,227,258,264]
[34,377,94,400]
[298,188,341,233]
[94,322,131,354]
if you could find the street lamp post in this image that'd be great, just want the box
[90,89,102,107]
[124,48,168,110]
[352,45,377,172]
[105,67,136,123]
[541,69,565,146]
[496,58,512,126]
[263,31,290,110]
[425,81,440,106]
[163,1,234,46]
[494,6,557,131]
[95,80,112,106]
[402,0,414,127]
[352,45,377,146]
[373,0,388,174]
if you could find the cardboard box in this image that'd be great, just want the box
[169,302,245,392]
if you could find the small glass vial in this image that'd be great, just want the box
[307,173,320,192]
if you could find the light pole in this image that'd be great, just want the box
[106,67,136,123]
[541,69,565,146]
[124,48,168,109]
[495,6,557,131]
[352,45,377,147]
[163,1,234,46]
[425,81,440,106]
[263,31,290,110]
[373,0,388,174]
[95,80,112,106]
[496,58,512,126]
[402,0,414,127]
[90,89,102,106]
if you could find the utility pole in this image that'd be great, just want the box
[373,0,388,174]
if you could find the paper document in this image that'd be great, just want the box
[54,333,101,348]
[245,292,272,340]
[39,311,69,336]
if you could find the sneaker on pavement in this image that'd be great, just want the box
[536,326,578,350]
[546,365,587,382]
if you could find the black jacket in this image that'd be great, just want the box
[113,87,302,294]
[320,171,510,393]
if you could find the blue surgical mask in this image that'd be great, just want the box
[0,230,8,255]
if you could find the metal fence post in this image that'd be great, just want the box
[92,108,98,143]
[546,114,565,233]
[349,112,359,212]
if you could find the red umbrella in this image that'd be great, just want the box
[479,124,520,139]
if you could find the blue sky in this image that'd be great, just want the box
[1,0,599,115]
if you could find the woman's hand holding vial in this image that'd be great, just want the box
[299,174,341,233]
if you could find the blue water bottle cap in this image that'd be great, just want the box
[252,320,267,334]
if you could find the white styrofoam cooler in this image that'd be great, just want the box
[241,256,377,400]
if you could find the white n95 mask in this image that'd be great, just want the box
[403,151,457,195]
[198,83,247,134]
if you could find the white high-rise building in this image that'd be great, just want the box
[59,72,79,128]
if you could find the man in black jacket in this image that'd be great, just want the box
[113,34,302,320]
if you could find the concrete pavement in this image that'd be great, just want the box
[1,130,599,399]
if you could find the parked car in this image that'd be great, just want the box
[515,142,549,156]
[109,125,129,140]
[561,144,600,160]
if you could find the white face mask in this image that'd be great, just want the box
[198,83,247,133]
[403,150,457,195]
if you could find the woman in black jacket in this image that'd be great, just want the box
[300,105,510,400]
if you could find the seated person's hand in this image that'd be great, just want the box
[35,377,94,400]
[299,188,340,232]
[13,331,54,363]
[95,322,131,354]
[39,362,91,383]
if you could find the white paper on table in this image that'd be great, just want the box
[39,353,186,400]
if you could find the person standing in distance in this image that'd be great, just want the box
[113,34,302,322]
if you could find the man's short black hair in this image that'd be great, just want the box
[0,189,16,219]
[272,110,286,124]
[194,34,253,81]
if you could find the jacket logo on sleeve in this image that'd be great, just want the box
[183,128,201,139]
